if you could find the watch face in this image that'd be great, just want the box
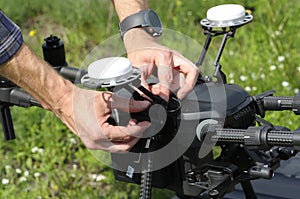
[147,11,162,37]
[149,11,162,28]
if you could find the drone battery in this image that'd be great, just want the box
[181,82,254,127]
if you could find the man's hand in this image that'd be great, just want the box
[124,28,199,100]
[53,86,150,152]
[112,0,199,99]
[0,44,150,153]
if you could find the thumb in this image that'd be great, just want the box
[111,94,150,113]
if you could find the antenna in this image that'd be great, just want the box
[196,4,253,83]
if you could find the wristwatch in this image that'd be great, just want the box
[119,10,163,39]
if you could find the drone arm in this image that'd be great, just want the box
[0,104,15,140]
[205,125,300,150]
[59,66,87,83]
[263,94,300,115]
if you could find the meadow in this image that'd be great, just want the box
[0,0,300,198]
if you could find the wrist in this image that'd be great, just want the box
[46,80,74,112]
[123,28,156,51]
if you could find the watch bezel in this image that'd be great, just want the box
[143,10,163,37]
[119,10,163,39]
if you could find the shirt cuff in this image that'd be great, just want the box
[0,10,23,65]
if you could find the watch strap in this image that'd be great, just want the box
[119,10,148,38]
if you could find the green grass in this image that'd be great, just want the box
[0,0,300,198]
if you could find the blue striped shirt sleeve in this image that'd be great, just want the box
[0,10,23,65]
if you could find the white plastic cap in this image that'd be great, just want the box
[81,57,140,88]
[88,57,132,80]
[200,4,253,28]
[207,4,245,21]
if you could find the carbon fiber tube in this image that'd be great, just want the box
[212,128,245,143]
[210,127,300,148]
[59,66,87,83]
[139,159,152,199]
[263,95,300,115]
[0,105,15,140]
[263,96,293,110]
[10,88,41,107]
[266,130,294,146]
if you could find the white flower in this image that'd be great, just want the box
[294,88,299,94]
[282,81,289,87]
[252,86,257,91]
[96,174,106,182]
[2,178,9,185]
[38,148,44,154]
[31,147,39,153]
[275,30,281,36]
[15,168,22,174]
[91,174,97,180]
[260,74,265,79]
[278,63,284,69]
[34,172,41,178]
[72,164,78,170]
[278,56,285,62]
[297,66,300,72]
[228,73,234,79]
[69,138,77,145]
[240,75,248,82]
[32,147,44,154]
[245,86,251,92]
[19,176,27,182]
[24,170,29,176]
[270,65,276,71]
[5,165,11,170]
[90,174,106,182]
[251,73,257,79]
[229,79,235,84]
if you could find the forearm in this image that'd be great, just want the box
[112,0,149,21]
[0,43,73,111]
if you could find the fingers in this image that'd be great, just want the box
[175,64,199,99]
[99,94,151,151]
[97,120,151,152]
[150,84,170,101]
[151,49,199,100]
[156,50,173,89]
[110,138,140,152]
[176,70,198,99]
[88,137,140,153]
[170,52,199,99]
[111,93,151,113]
[104,120,150,141]
[71,88,151,152]
[127,44,197,100]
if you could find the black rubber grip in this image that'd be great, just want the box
[59,66,87,83]
[211,127,299,147]
[263,96,293,110]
